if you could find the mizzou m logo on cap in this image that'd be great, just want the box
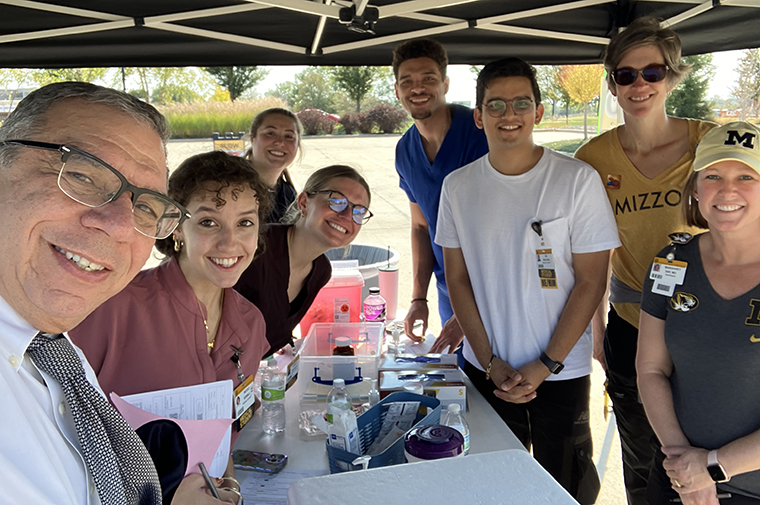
[670,292,699,313]
[724,130,756,149]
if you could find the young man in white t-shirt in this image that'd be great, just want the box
[435,58,620,504]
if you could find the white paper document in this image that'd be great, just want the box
[239,469,327,504]
[121,379,234,477]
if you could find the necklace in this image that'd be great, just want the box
[196,292,224,350]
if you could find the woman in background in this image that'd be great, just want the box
[235,165,372,356]
[574,16,715,504]
[71,151,272,504]
[639,121,760,505]
[245,107,303,223]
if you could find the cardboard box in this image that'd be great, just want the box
[379,367,466,411]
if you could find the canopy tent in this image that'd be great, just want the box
[0,0,759,68]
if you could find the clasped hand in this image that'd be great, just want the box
[662,446,719,505]
[490,358,549,404]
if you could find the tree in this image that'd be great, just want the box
[330,66,377,112]
[536,65,573,120]
[266,67,338,112]
[730,49,760,120]
[31,68,107,86]
[203,66,268,101]
[666,54,714,120]
[559,64,604,139]
[120,67,213,104]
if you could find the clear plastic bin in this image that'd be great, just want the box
[297,322,384,409]
[299,261,364,335]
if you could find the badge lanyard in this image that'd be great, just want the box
[649,233,690,296]
[231,344,256,430]
[532,220,558,289]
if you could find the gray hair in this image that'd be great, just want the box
[0,81,170,167]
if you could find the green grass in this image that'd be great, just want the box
[541,138,590,153]
[539,116,599,129]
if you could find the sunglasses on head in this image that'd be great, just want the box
[612,64,669,86]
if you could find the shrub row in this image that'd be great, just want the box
[160,99,409,139]
[339,104,409,134]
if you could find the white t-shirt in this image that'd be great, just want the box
[435,148,620,380]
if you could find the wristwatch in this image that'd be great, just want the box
[539,352,564,374]
[707,449,730,483]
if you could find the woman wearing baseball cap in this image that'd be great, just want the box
[638,121,760,504]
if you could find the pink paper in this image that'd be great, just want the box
[111,393,234,478]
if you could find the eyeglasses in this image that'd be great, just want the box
[0,140,190,240]
[611,64,669,86]
[308,190,373,225]
[482,97,535,118]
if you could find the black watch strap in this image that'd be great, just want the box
[539,352,564,374]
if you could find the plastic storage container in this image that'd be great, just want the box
[299,260,364,335]
[404,425,464,462]
[297,322,383,410]
[326,391,441,473]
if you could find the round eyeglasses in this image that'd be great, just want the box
[483,97,534,118]
[611,64,669,86]
[0,140,190,240]
[308,189,373,225]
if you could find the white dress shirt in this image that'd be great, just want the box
[0,295,101,504]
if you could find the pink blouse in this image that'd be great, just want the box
[70,258,268,405]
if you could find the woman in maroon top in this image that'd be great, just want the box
[71,151,272,504]
[236,165,373,356]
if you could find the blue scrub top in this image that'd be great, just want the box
[394,104,489,322]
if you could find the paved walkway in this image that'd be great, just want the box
[165,130,627,505]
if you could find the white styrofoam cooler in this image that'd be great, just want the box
[287,449,580,504]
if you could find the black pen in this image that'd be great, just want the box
[198,462,221,500]
[669,493,731,503]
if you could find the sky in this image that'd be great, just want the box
[255,49,746,107]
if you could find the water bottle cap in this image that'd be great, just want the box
[447,403,461,414]
[369,286,380,295]
[333,378,345,387]
[334,336,351,347]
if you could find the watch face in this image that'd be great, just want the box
[707,464,728,483]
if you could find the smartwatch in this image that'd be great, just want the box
[539,352,564,374]
[707,450,730,483]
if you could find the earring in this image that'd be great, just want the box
[688,195,691,205]
[173,236,183,252]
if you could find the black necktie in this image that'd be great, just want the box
[26,333,162,505]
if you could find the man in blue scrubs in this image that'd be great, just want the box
[392,39,489,355]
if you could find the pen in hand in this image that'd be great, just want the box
[198,462,221,500]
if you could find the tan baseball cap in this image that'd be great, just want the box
[694,121,760,174]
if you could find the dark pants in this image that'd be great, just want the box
[647,449,760,505]
[605,306,658,505]
[465,360,601,504]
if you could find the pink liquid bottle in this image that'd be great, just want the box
[363,287,386,323]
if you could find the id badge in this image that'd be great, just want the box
[536,248,558,289]
[649,257,688,296]
[233,375,255,431]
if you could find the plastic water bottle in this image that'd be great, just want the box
[261,360,286,434]
[368,378,380,407]
[253,359,269,400]
[441,403,470,455]
[326,378,353,424]
[363,287,386,323]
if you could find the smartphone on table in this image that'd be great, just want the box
[232,450,288,473]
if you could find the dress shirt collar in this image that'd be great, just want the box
[0,295,44,372]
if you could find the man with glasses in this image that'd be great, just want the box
[435,58,619,504]
[0,82,204,504]
[392,38,488,358]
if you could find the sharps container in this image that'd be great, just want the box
[299,260,364,335]
[404,424,464,463]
